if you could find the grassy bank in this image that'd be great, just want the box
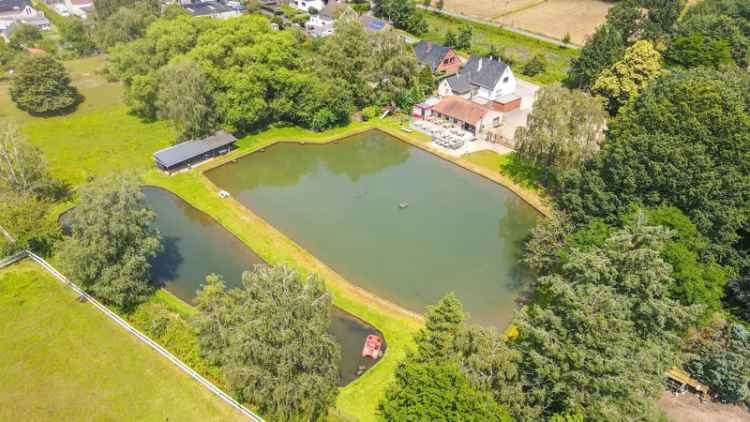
[0,261,245,421]
[421,10,579,85]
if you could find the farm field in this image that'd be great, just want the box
[437,0,613,45]
[0,261,246,421]
[496,0,613,45]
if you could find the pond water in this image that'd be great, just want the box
[61,187,383,386]
[206,130,540,327]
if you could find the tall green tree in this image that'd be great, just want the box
[60,173,161,308]
[92,1,158,51]
[0,192,59,256]
[379,360,513,422]
[514,84,607,180]
[319,16,374,107]
[605,0,643,42]
[10,54,79,114]
[373,0,427,33]
[156,58,216,141]
[567,24,625,90]
[0,121,58,198]
[592,39,663,114]
[686,322,750,404]
[556,67,750,269]
[194,267,340,421]
[93,0,158,20]
[59,18,97,56]
[516,220,696,420]
[9,24,41,50]
[379,294,514,421]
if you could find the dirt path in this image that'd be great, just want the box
[658,392,750,422]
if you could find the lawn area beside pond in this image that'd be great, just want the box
[0,261,246,421]
[421,10,579,85]
[0,56,175,187]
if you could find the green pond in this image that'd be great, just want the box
[62,187,383,386]
[206,130,540,326]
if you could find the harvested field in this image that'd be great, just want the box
[496,0,612,44]
[441,0,612,45]
[438,0,545,20]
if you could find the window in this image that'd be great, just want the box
[503,77,509,83]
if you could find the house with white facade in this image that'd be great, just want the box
[306,1,346,37]
[0,0,49,39]
[291,0,324,13]
[63,0,94,19]
[439,55,521,112]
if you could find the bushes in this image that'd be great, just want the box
[522,54,547,76]
[686,322,750,404]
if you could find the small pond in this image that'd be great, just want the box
[206,130,540,327]
[61,187,383,385]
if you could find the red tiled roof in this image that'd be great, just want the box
[432,96,491,125]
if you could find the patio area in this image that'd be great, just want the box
[411,118,513,157]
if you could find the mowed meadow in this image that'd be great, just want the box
[0,56,174,186]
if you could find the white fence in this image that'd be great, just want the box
[2,250,264,422]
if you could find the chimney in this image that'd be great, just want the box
[426,41,432,52]
[477,57,483,72]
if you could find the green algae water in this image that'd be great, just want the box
[206,130,539,327]
[62,187,382,385]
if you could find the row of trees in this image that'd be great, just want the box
[108,12,432,141]
[570,0,750,98]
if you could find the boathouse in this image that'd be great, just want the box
[154,131,237,172]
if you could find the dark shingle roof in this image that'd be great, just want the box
[461,55,509,90]
[0,0,32,14]
[445,73,472,94]
[154,132,237,169]
[414,40,451,72]
[183,1,234,16]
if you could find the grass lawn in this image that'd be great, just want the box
[0,261,246,421]
[0,56,175,187]
[421,10,579,85]
[462,149,546,193]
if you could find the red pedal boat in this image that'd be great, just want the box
[361,335,383,359]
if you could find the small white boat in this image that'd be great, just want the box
[218,190,230,199]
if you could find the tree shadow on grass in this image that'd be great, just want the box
[499,153,545,191]
[23,91,85,118]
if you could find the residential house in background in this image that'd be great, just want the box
[0,0,49,40]
[63,0,94,19]
[439,55,520,112]
[290,0,324,13]
[413,40,461,75]
[183,1,241,18]
[306,1,347,37]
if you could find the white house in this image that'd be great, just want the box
[0,0,39,21]
[63,0,94,19]
[306,1,346,37]
[0,0,50,37]
[291,0,324,13]
[439,55,521,112]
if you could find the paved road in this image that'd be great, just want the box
[418,5,581,50]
